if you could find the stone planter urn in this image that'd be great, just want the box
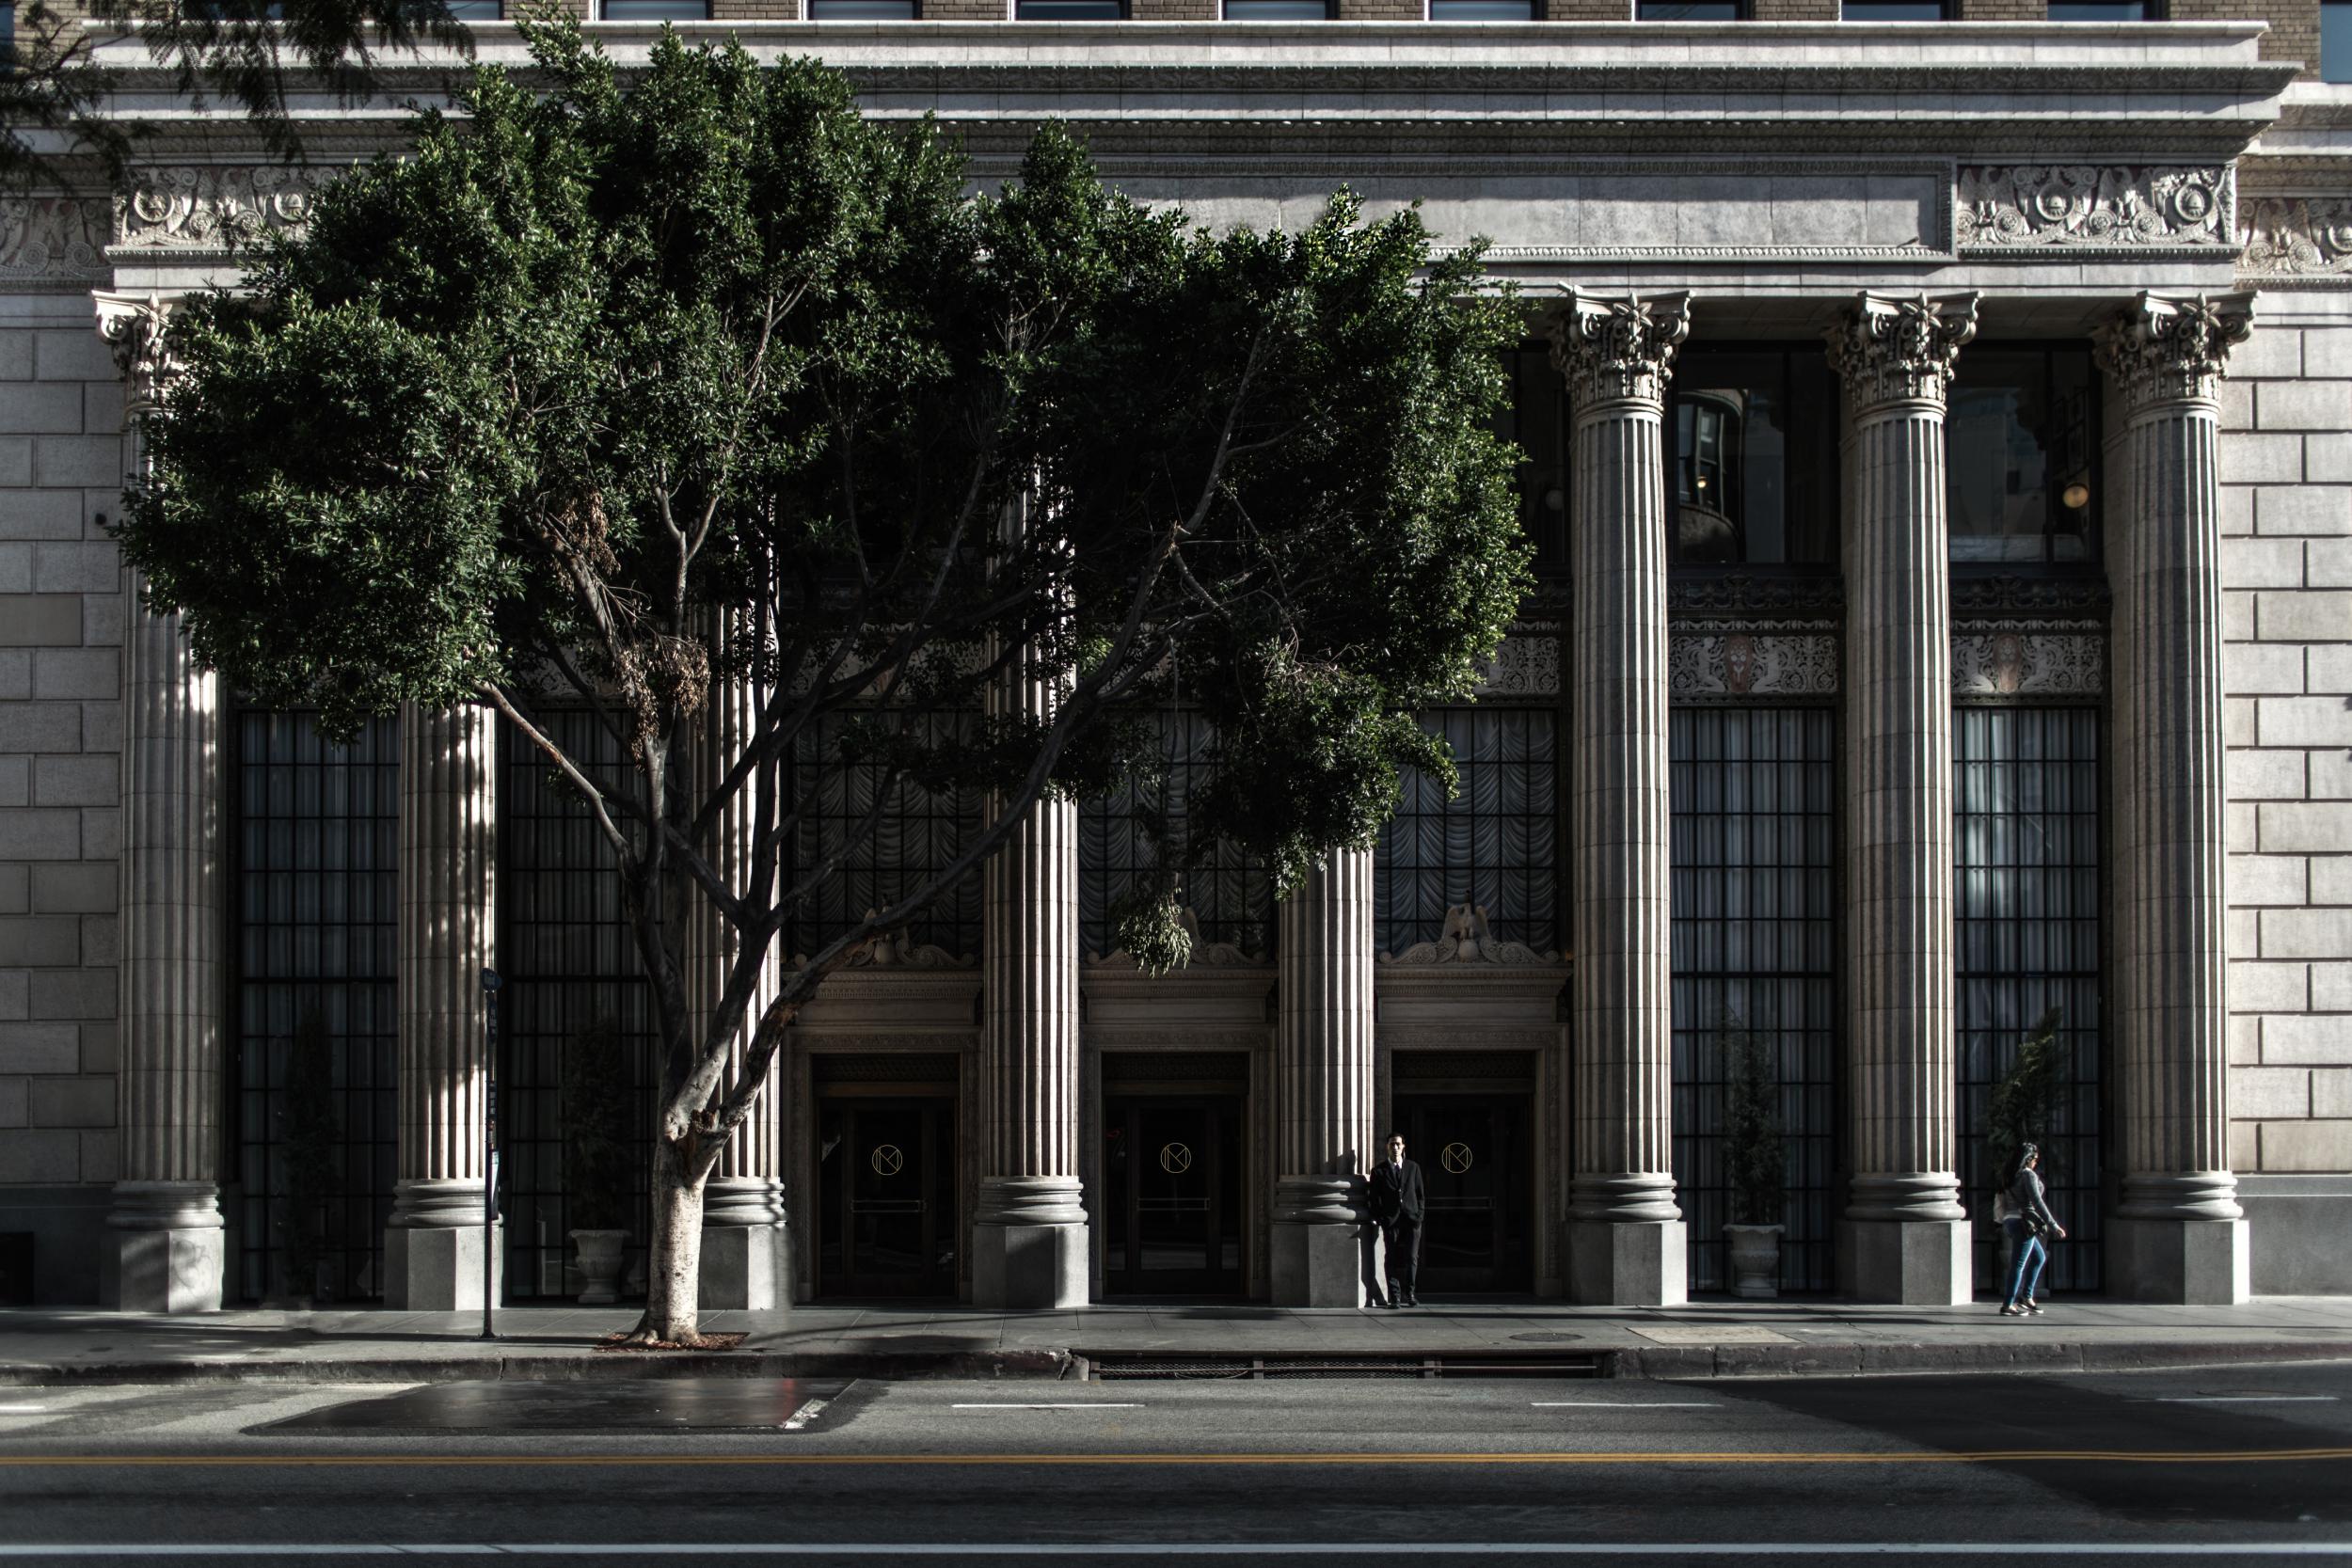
[1724,1223,1785,1299]
[570,1228,628,1305]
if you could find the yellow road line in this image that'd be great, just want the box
[1,1448,2349,1468]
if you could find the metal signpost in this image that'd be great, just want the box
[481,967,501,1341]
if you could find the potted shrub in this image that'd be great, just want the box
[564,1014,635,1305]
[1720,1018,1787,1299]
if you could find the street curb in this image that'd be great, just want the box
[1613,1338,2352,1380]
[0,1348,1084,1386]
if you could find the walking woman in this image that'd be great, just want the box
[1999,1142,2066,1317]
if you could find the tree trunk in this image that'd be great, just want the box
[636,1135,708,1343]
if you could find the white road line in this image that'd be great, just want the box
[1529,1402,1717,1409]
[2,1544,2350,1558]
[2145,1396,2342,1404]
[949,1402,1144,1410]
[781,1399,828,1432]
[0,1406,51,1415]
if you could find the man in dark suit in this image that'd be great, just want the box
[1367,1132,1425,1308]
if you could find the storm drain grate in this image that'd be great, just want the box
[1083,1353,1605,1381]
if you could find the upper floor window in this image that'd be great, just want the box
[1640,0,1744,16]
[2048,0,2156,16]
[1432,0,1539,15]
[1947,346,2097,566]
[1018,0,1125,13]
[1840,0,1947,16]
[2326,0,2352,83]
[1225,0,1331,15]
[1667,345,1839,567]
[809,0,918,13]
[1499,341,1569,579]
[443,0,502,16]
[599,0,708,16]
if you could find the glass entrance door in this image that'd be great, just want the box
[818,1097,956,1297]
[1103,1095,1243,1295]
[1391,1092,1533,1291]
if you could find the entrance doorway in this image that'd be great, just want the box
[1391,1056,1534,1292]
[1102,1053,1248,1296]
[817,1093,957,1298]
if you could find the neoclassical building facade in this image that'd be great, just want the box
[1,16,2348,1312]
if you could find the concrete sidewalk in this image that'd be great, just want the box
[5,1297,2352,1385]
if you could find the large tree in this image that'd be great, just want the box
[116,22,1531,1342]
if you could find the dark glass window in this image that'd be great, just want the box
[234,710,400,1306]
[1670,708,1837,1294]
[598,0,708,16]
[1840,0,1947,16]
[501,712,658,1301]
[1641,0,1743,15]
[2048,0,2153,16]
[183,1,285,15]
[1947,347,2097,565]
[792,713,983,961]
[1500,341,1569,578]
[2326,0,2352,83]
[1667,346,1839,566]
[1954,707,2104,1294]
[1432,0,1540,15]
[810,0,916,11]
[443,0,501,16]
[1080,712,1274,960]
[1018,0,1124,14]
[1375,708,1560,958]
[1224,0,1330,15]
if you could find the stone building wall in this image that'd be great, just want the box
[0,283,126,1305]
[2218,287,2352,1291]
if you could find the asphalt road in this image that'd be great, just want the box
[3,1361,2351,1564]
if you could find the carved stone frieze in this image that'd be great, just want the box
[1,197,108,281]
[115,166,337,254]
[1379,905,1564,967]
[1825,292,1979,414]
[2093,291,2256,417]
[1956,165,2233,252]
[2239,195,2352,281]
[1474,629,1561,700]
[1549,292,1691,412]
[1951,624,2105,699]
[1668,626,1839,699]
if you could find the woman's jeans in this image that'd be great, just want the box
[2002,1216,2047,1307]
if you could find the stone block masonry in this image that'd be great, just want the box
[0,294,127,1305]
[2219,293,2352,1291]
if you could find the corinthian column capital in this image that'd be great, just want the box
[93,291,180,417]
[1826,292,1979,415]
[2093,291,2256,418]
[1549,291,1691,413]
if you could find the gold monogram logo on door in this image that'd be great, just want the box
[1441,1142,1474,1175]
[869,1144,904,1177]
[1158,1142,1193,1175]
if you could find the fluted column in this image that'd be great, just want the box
[972,640,1087,1309]
[384,702,501,1309]
[1826,291,1977,1305]
[96,293,227,1314]
[1270,848,1376,1307]
[2096,292,2253,1305]
[691,665,790,1308]
[1551,292,1689,1307]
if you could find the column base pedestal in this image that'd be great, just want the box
[100,1181,224,1314]
[384,1223,504,1311]
[972,1176,1089,1309]
[1838,1217,1969,1305]
[1270,1218,1375,1308]
[1564,1219,1687,1307]
[699,1222,791,1310]
[2109,1217,2249,1305]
